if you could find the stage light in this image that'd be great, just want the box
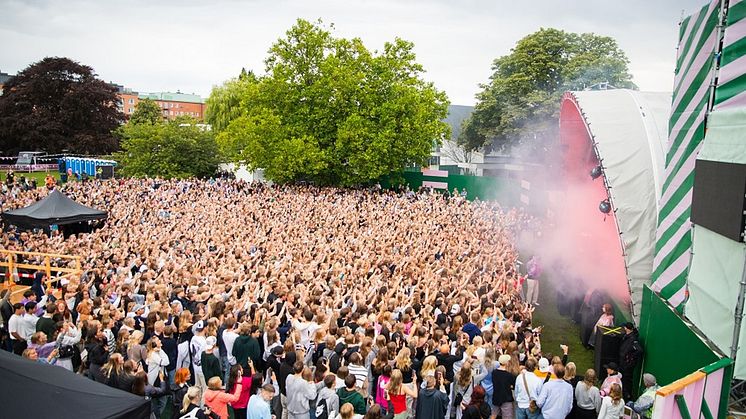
[590,165,603,179]
[599,199,612,214]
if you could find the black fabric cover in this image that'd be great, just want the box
[0,349,150,418]
[1,189,107,228]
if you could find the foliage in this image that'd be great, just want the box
[210,19,450,186]
[459,28,635,152]
[0,57,125,155]
[129,98,163,125]
[115,117,219,179]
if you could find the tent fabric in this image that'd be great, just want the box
[1,189,107,228]
[567,89,671,323]
[651,0,720,310]
[0,349,150,419]
[686,107,746,379]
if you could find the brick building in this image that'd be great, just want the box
[115,86,206,121]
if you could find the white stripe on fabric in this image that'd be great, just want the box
[669,78,710,145]
[667,287,688,308]
[672,32,718,112]
[658,189,693,235]
[660,139,703,207]
[653,250,691,291]
[715,91,746,109]
[672,2,719,111]
[723,13,746,48]
[717,52,746,85]
[654,221,691,269]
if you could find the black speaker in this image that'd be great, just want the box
[691,159,746,242]
[594,325,623,381]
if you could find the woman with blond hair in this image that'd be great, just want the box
[597,383,624,419]
[386,369,418,419]
[181,386,219,418]
[573,369,601,419]
[102,353,125,389]
[127,330,147,366]
[204,375,243,419]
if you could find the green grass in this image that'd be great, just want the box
[11,171,60,185]
[532,276,595,373]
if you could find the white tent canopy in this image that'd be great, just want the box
[564,89,671,321]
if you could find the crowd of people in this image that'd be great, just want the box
[0,176,650,419]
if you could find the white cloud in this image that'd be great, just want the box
[0,0,707,104]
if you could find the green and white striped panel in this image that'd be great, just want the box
[715,0,746,109]
[651,0,720,309]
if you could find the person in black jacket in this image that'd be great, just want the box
[619,322,643,400]
[491,355,515,419]
[415,375,449,419]
[86,327,110,383]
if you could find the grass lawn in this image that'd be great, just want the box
[11,170,60,185]
[532,276,596,373]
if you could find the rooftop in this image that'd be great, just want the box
[0,71,13,85]
[138,91,205,104]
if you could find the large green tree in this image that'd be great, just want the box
[115,109,219,179]
[460,28,635,152]
[0,57,125,155]
[210,19,450,186]
[128,98,163,125]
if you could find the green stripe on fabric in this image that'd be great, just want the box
[674,5,719,98]
[676,5,711,72]
[728,1,746,26]
[655,201,692,255]
[715,72,746,104]
[663,127,703,193]
[721,36,746,68]
[659,260,690,298]
[666,94,707,168]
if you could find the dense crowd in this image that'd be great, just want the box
[0,176,650,419]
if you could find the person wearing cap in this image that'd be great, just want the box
[533,358,553,381]
[626,373,658,419]
[491,354,515,419]
[599,362,622,397]
[535,364,573,419]
[619,321,643,400]
[191,320,209,395]
[202,336,223,384]
[513,358,543,419]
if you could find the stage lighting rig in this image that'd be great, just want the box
[590,165,603,179]
[599,199,612,214]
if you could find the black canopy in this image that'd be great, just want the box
[1,189,107,229]
[0,350,150,418]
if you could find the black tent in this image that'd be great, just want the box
[0,350,150,418]
[1,189,107,230]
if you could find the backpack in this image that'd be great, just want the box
[315,398,329,419]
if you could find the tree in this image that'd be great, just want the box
[459,29,635,152]
[0,57,125,155]
[129,98,163,125]
[114,117,219,179]
[211,19,450,186]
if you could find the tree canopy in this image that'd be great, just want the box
[210,19,450,186]
[115,102,219,179]
[128,98,163,125]
[459,28,635,152]
[0,57,124,155]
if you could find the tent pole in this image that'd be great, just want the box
[730,255,746,359]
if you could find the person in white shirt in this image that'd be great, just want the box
[222,317,239,382]
[293,310,320,351]
[20,302,39,344]
[514,358,544,418]
[190,321,208,395]
[8,303,26,354]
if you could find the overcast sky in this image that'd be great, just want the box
[1,0,706,105]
